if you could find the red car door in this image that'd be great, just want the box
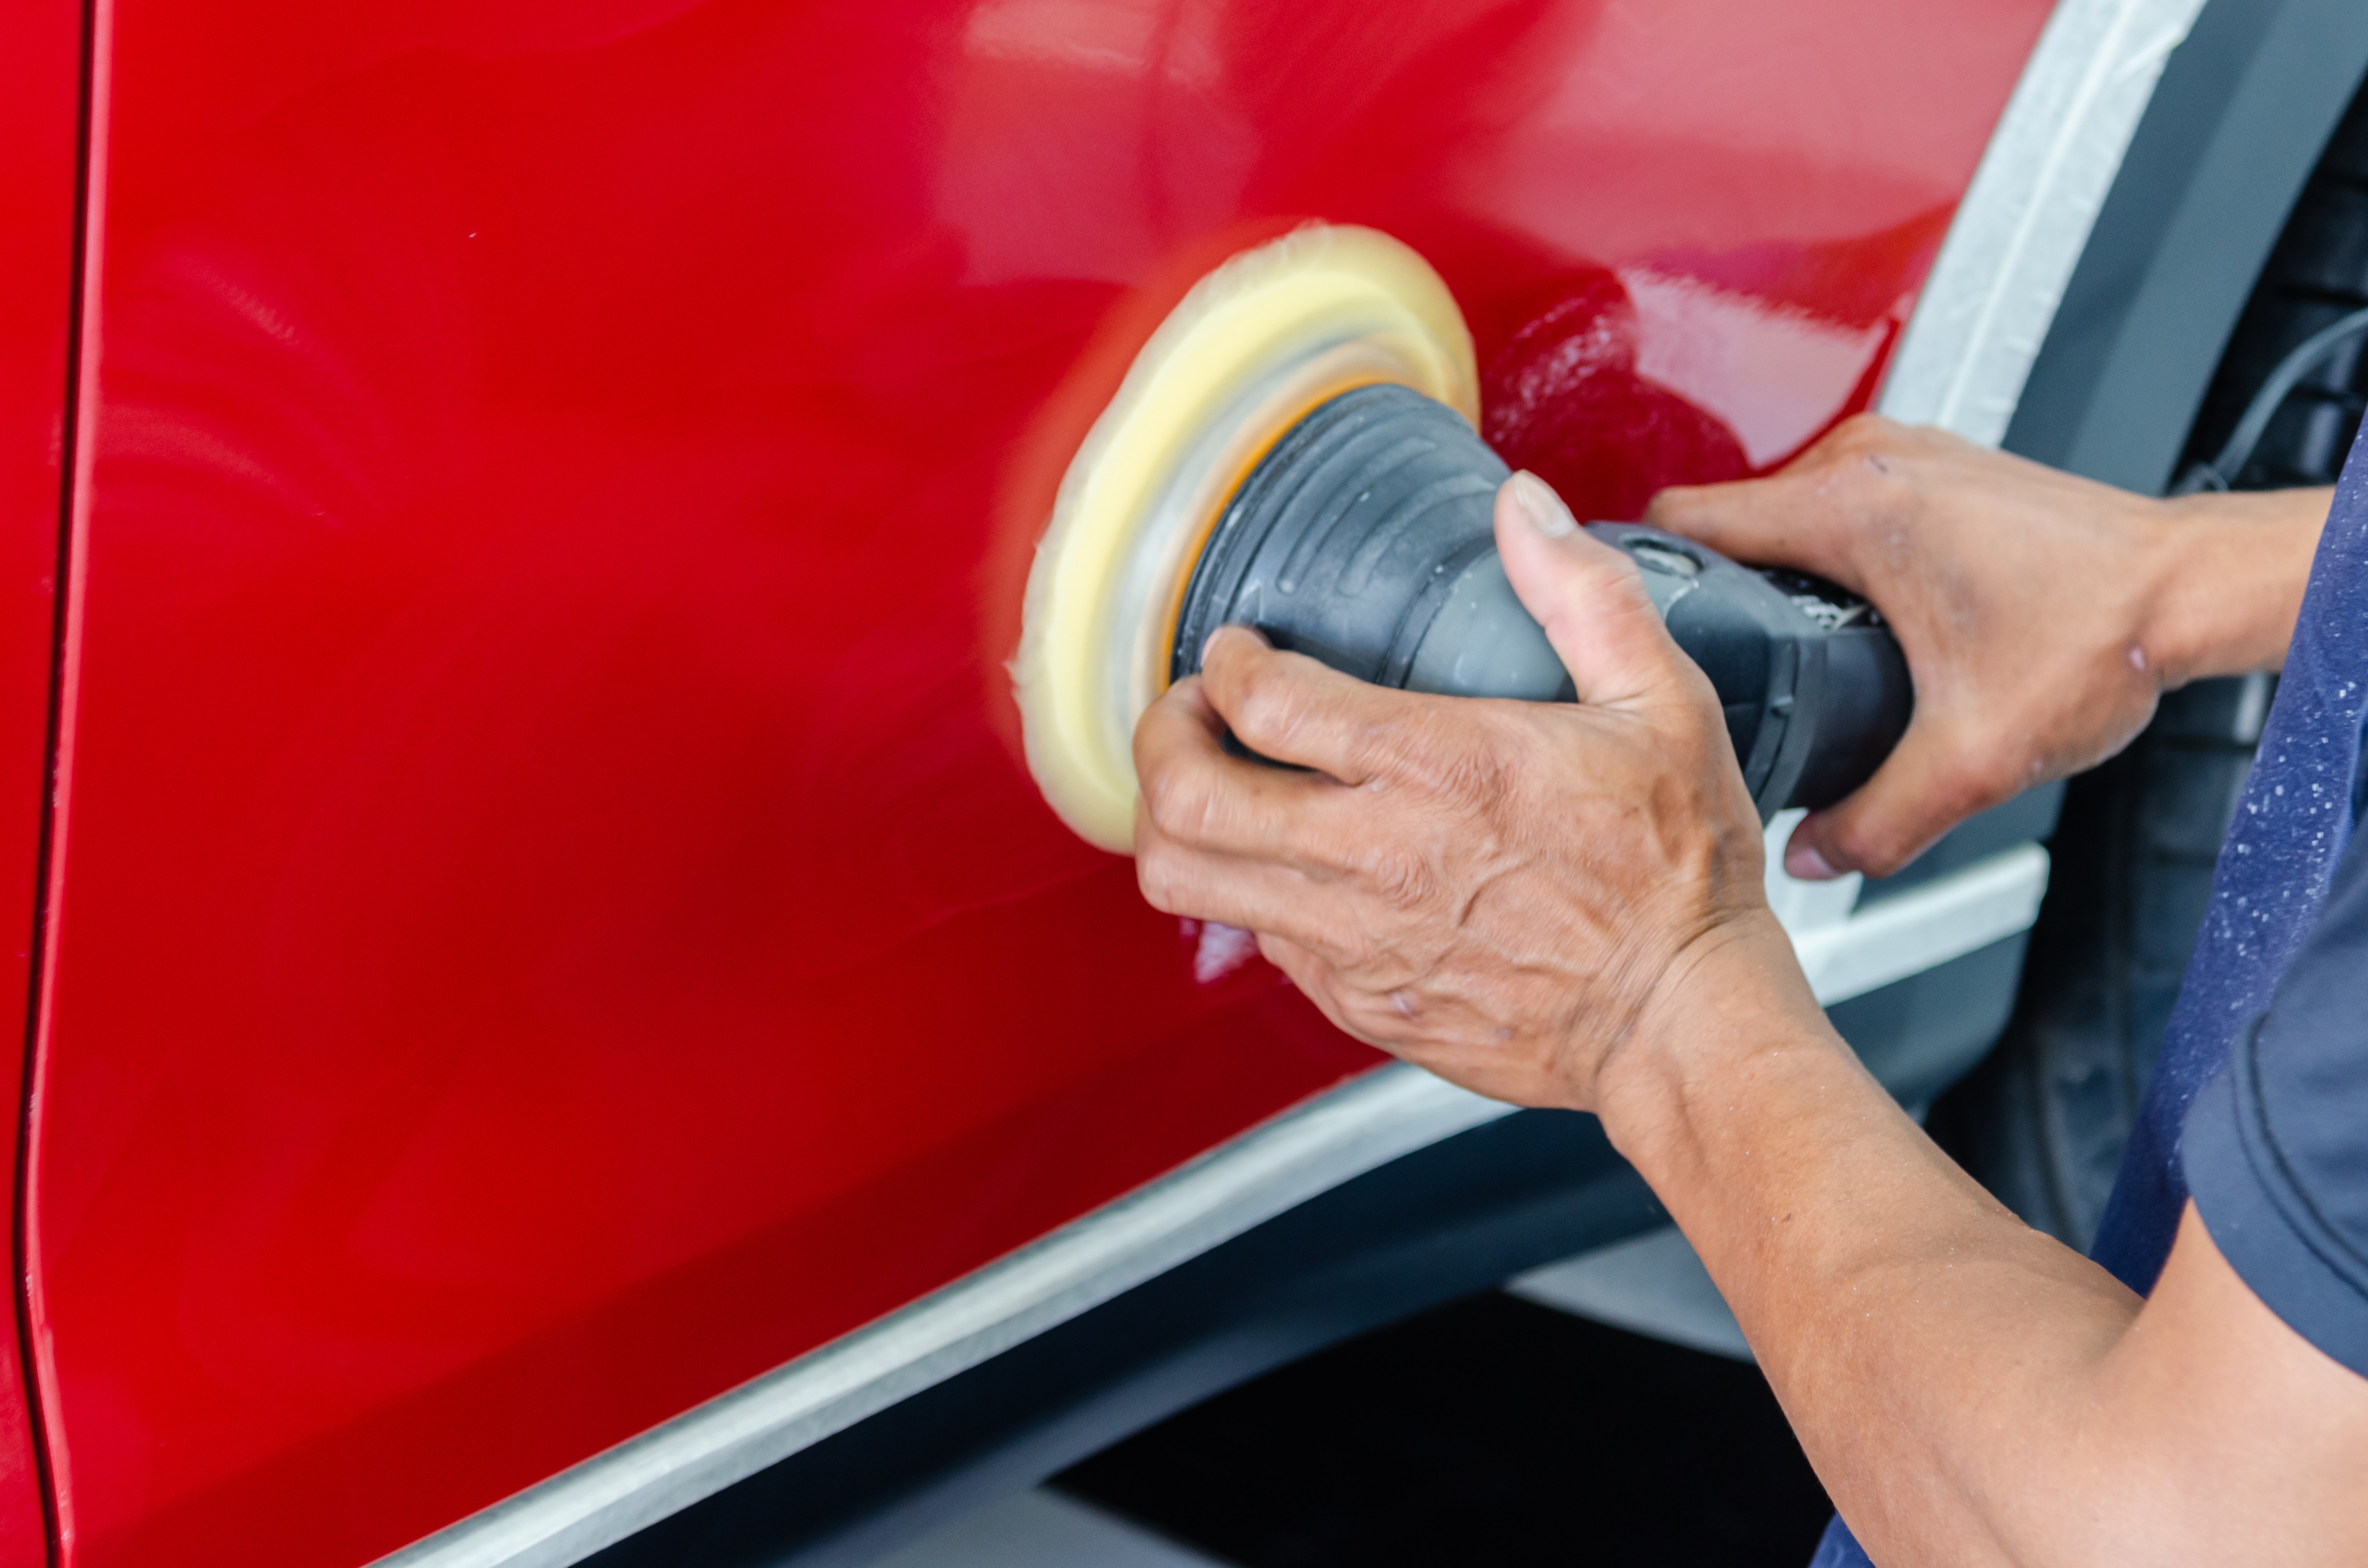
[21,1,2049,1563]
[0,0,90,1556]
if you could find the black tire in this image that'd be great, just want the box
[1930,79,2368,1248]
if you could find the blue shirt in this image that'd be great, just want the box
[2183,823,2368,1375]
[2094,445,2368,1296]
[1815,427,2368,1567]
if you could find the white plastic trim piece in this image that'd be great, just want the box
[1762,808,1867,940]
[1759,811,2052,1006]
[372,1065,1514,1568]
[1879,0,2209,444]
[1792,845,2052,1007]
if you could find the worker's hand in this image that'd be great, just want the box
[1647,416,2183,879]
[1132,472,1813,1112]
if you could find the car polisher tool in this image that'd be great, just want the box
[1015,224,1912,853]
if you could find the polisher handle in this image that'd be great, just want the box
[1399,525,1911,818]
[1625,527,1912,815]
[1172,384,1912,820]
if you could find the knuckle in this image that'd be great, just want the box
[1830,411,1887,444]
[1337,933,1389,980]
[1372,851,1433,907]
[1320,926,1376,972]
[1814,416,1909,495]
[1349,837,1442,909]
[1825,412,1899,462]
[1451,722,1526,809]
[1342,706,1415,780]
[1580,539,1650,593]
[1229,669,1296,747]
[1135,846,1186,911]
[1435,754,1504,820]
[1394,709,1518,812]
[1139,762,1208,839]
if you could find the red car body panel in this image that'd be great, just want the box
[0,0,83,1557]
[9,0,2053,1562]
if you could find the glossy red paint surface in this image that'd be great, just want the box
[0,0,85,1560]
[31,0,2052,1562]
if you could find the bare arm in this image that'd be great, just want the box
[1606,929,2368,1567]
[1130,436,2365,1565]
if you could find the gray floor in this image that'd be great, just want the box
[870,1489,1227,1568]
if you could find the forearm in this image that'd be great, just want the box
[2146,486,2328,683]
[1595,919,2144,1568]
[1574,476,2335,1560]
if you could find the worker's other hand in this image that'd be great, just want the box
[1132,472,1807,1112]
[1648,416,2176,879]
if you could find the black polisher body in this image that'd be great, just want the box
[1171,384,1911,819]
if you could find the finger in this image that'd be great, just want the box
[1645,423,1887,595]
[1133,674,1358,858]
[1195,625,1415,785]
[1645,477,1856,588]
[1133,827,1351,957]
[1787,713,2006,879]
[1493,472,1692,708]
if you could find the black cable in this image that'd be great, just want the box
[2175,303,2368,492]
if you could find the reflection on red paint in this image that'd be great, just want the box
[1482,267,1752,521]
[33,0,2052,1562]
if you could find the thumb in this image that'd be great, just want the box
[1787,713,1987,880]
[1494,471,1687,708]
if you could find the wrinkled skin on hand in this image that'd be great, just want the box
[1647,415,2178,880]
[1132,473,1794,1111]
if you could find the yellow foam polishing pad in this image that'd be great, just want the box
[1014,224,1477,851]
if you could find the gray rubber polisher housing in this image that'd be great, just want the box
[1171,383,1912,818]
